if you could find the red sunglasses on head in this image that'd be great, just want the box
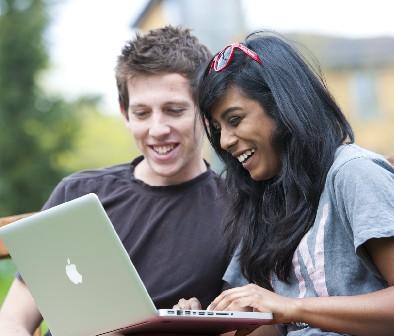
[208,43,262,74]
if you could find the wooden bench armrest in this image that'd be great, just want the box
[0,213,40,335]
[0,213,35,258]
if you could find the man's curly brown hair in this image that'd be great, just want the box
[115,25,211,115]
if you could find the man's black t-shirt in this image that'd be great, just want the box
[41,156,229,310]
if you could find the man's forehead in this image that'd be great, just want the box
[129,99,193,108]
[127,72,191,88]
[127,73,194,107]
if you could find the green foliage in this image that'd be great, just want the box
[0,259,16,301]
[0,0,81,216]
[0,0,139,319]
[58,107,140,172]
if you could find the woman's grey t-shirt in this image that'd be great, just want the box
[224,144,394,336]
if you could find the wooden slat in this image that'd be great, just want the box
[0,213,34,258]
[0,213,40,335]
[0,240,9,259]
[0,213,35,226]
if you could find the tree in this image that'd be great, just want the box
[0,0,80,215]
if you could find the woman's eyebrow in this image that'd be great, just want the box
[219,106,243,120]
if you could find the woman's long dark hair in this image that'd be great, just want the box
[196,31,354,289]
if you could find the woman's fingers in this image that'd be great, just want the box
[209,286,256,311]
[208,288,236,310]
[189,297,202,309]
[209,284,277,313]
[173,297,202,310]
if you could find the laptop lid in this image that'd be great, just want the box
[0,193,158,336]
[1,193,273,335]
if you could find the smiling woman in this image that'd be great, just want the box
[195,31,394,336]
[211,86,280,181]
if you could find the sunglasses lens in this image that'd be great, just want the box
[216,46,232,71]
[208,43,260,75]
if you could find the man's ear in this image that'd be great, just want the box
[120,103,129,122]
[203,116,209,129]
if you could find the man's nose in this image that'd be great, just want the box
[148,115,171,138]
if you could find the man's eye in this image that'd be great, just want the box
[133,111,149,118]
[228,116,241,126]
[167,108,185,114]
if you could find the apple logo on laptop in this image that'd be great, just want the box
[65,258,83,285]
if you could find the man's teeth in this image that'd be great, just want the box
[237,149,255,163]
[153,144,176,155]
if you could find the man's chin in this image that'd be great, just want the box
[148,160,182,177]
[151,167,180,179]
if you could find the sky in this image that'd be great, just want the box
[45,0,394,114]
[45,0,146,114]
[242,0,394,38]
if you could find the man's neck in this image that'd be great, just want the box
[134,158,207,187]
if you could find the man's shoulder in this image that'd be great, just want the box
[42,162,137,210]
[206,167,224,182]
[202,168,226,188]
[56,162,133,197]
[63,162,131,184]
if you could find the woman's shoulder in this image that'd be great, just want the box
[321,144,394,201]
[328,144,393,180]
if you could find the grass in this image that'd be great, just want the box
[0,259,16,303]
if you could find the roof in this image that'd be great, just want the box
[288,33,394,69]
[131,0,157,29]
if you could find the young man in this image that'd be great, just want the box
[0,26,229,336]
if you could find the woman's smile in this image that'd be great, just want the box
[211,86,281,181]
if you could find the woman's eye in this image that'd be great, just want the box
[228,116,241,127]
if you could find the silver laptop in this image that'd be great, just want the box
[0,193,273,336]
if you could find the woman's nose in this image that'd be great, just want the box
[220,129,237,151]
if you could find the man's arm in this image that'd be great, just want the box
[0,278,43,336]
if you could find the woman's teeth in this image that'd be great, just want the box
[237,149,255,163]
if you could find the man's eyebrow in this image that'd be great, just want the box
[129,104,148,109]
[163,100,191,106]
[129,101,191,109]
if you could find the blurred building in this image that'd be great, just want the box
[132,0,394,159]
[290,33,394,155]
[132,0,246,53]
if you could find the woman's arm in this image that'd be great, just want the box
[295,237,394,336]
[209,237,394,336]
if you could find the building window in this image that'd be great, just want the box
[349,71,381,120]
